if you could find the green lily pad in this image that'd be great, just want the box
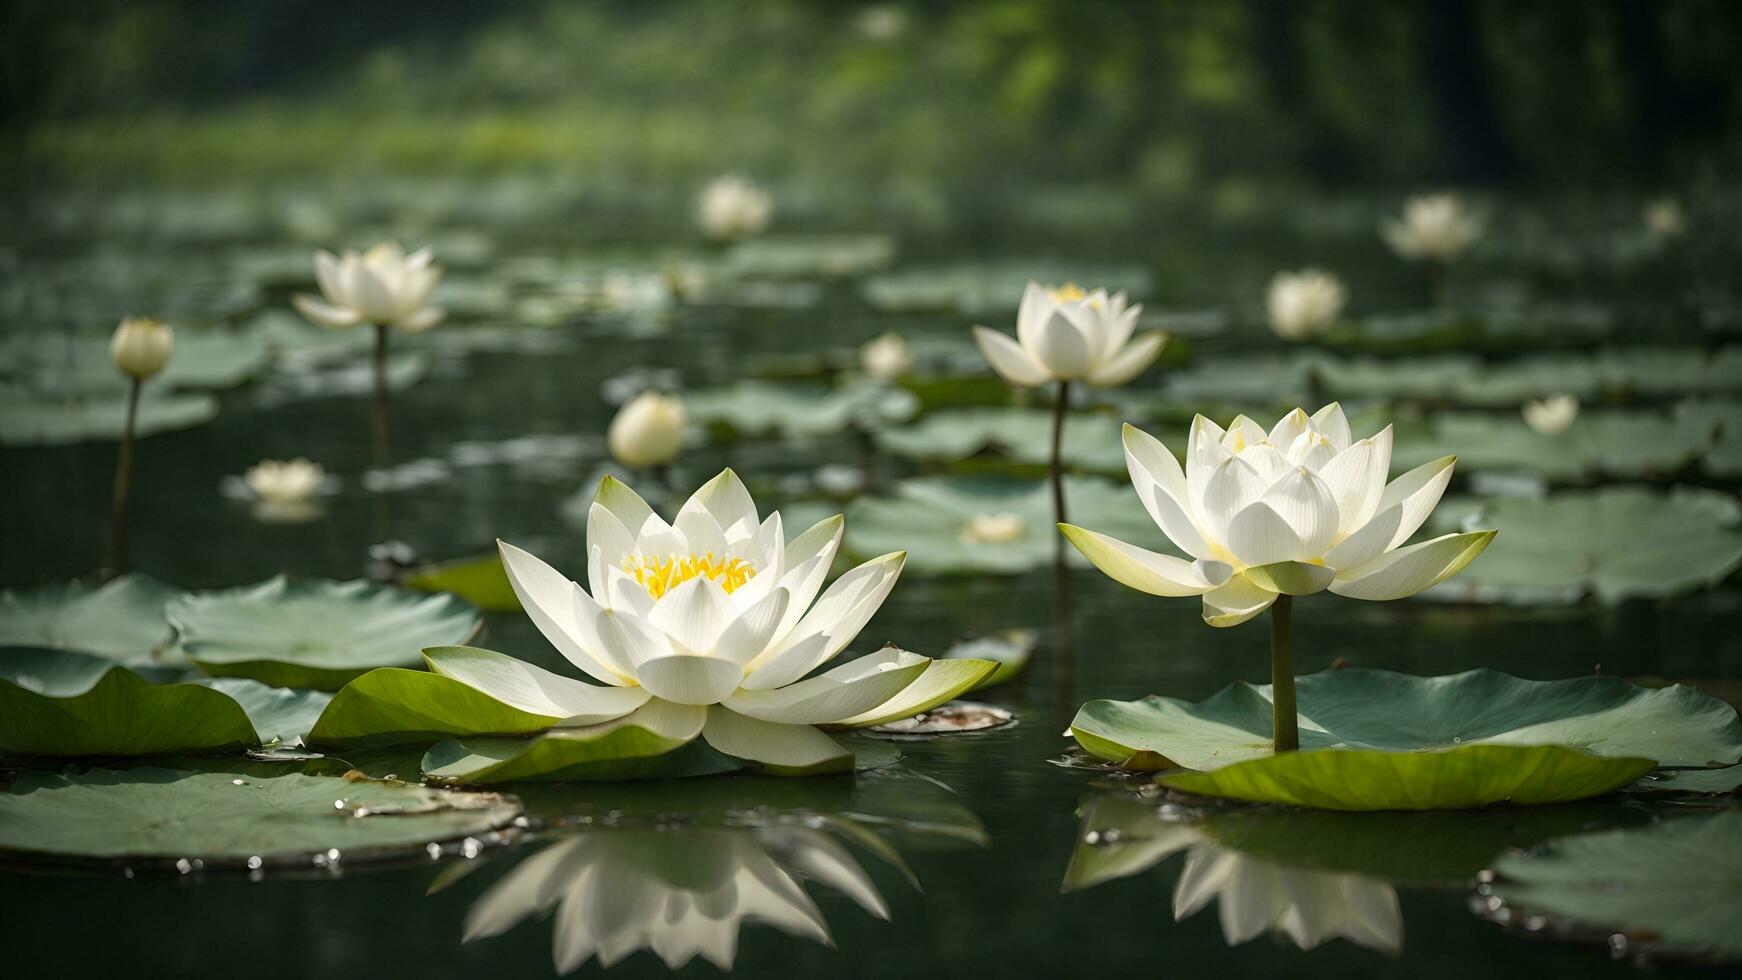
[1484,811,1742,961]
[1677,399,1742,477]
[0,768,522,869]
[846,475,1161,574]
[722,234,896,279]
[403,554,522,613]
[860,261,1150,315]
[686,379,919,438]
[1162,354,1319,407]
[168,577,482,690]
[0,328,272,395]
[1072,668,1742,810]
[0,648,331,757]
[940,629,1036,687]
[425,733,746,785]
[1424,487,1742,604]
[1629,765,1742,796]
[0,575,185,666]
[0,383,219,446]
[1392,411,1707,479]
[874,408,1130,473]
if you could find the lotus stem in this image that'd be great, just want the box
[105,376,142,580]
[371,322,390,466]
[1051,379,1074,685]
[1049,380,1070,527]
[1270,593,1299,753]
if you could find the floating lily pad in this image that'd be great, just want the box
[874,408,1131,473]
[1392,411,1708,480]
[1424,487,1742,604]
[1161,354,1318,407]
[403,554,522,613]
[0,383,219,446]
[722,234,896,279]
[1483,812,1742,961]
[424,733,746,785]
[846,475,1161,574]
[0,328,273,395]
[0,575,184,666]
[686,379,919,438]
[168,577,482,690]
[0,768,522,869]
[1629,765,1742,796]
[860,261,1150,315]
[0,648,331,757]
[1071,668,1742,810]
[1677,399,1742,477]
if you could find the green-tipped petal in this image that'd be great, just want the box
[1059,524,1224,598]
[702,706,854,775]
[1242,560,1335,596]
[826,654,999,729]
[1330,530,1496,601]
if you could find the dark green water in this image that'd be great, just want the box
[3,194,1740,978]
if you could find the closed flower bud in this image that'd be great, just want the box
[110,317,174,380]
[860,332,913,381]
[608,392,687,468]
[1381,193,1482,262]
[1521,394,1578,435]
[1266,270,1347,340]
[697,176,773,241]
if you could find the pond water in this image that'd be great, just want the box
[2,184,1740,978]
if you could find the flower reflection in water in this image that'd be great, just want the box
[462,823,900,972]
[1063,794,1403,956]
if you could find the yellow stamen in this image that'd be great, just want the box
[1050,282,1088,303]
[621,552,756,600]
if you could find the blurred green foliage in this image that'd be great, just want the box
[5,0,1741,191]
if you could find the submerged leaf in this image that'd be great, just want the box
[0,575,185,666]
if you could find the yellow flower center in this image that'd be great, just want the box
[622,553,756,600]
[960,512,1025,544]
[1049,283,1088,303]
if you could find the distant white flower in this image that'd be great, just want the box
[1266,269,1347,340]
[244,458,326,504]
[607,391,687,469]
[293,241,445,333]
[1521,394,1578,435]
[1644,197,1686,239]
[860,332,913,381]
[109,317,173,380]
[1381,193,1481,262]
[1061,405,1495,627]
[973,282,1166,388]
[697,176,773,241]
[856,4,908,40]
[960,512,1024,544]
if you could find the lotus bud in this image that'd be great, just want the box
[109,317,174,380]
[608,391,687,468]
[1381,193,1481,262]
[1266,270,1347,340]
[860,332,913,381]
[244,458,326,504]
[1522,394,1578,435]
[960,512,1025,544]
[697,176,773,241]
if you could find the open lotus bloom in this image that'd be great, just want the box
[973,282,1166,388]
[1380,193,1482,262]
[463,826,891,971]
[1266,269,1347,340]
[292,241,445,333]
[1060,405,1495,627]
[495,469,995,772]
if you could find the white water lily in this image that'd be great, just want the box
[495,470,993,771]
[109,317,173,380]
[860,331,913,381]
[972,282,1165,388]
[960,512,1024,544]
[243,458,325,504]
[1381,193,1481,262]
[1521,393,1579,435]
[292,241,445,333]
[608,391,687,468]
[1061,405,1495,627]
[1266,269,1347,340]
[463,826,891,971]
[698,176,773,241]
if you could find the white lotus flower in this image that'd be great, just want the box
[109,317,173,380]
[1266,270,1347,340]
[464,826,891,971]
[1064,798,1402,955]
[1521,394,1578,435]
[1381,193,1481,262]
[860,331,913,381]
[698,176,773,241]
[495,470,992,770]
[1060,405,1495,627]
[243,458,325,504]
[608,391,687,468]
[292,241,445,333]
[973,282,1166,388]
